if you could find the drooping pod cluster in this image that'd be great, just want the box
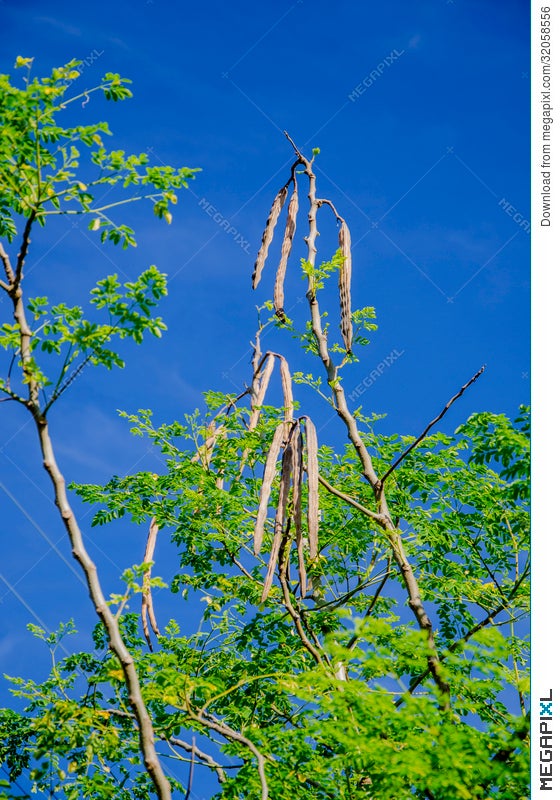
[254,414,320,602]
[247,350,319,601]
[252,157,354,352]
[185,348,321,602]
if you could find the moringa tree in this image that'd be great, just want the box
[0,60,529,800]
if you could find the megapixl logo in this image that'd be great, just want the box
[540,690,552,790]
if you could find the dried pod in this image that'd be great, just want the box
[252,184,289,289]
[254,422,286,555]
[248,353,275,432]
[338,220,353,352]
[239,353,277,478]
[276,354,294,423]
[292,429,307,597]
[261,437,294,602]
[273,182,299,318]
[141,517,161,651]
[303,416,320,561]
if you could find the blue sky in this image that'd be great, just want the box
[0,0,529,792]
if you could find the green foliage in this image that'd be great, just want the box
[11,397,524,799]
[0,59,196,410]
[0,57,197,246]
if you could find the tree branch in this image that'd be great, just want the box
[14,212,36,288]
[0,241,15,287]
[278,537,325,666]
[7,277,172,798]
[292,148,451,705]
[35,416,172,798]
[395,559,530,706]
[316,472,386,525]
[379,366,486,486]
[195,712,270,800]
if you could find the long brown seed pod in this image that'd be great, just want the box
[239,353,277,479]
[276,354,294,423]
[338,220,353,352]
[273,182,299,319]
[254,422,286,555]
[141,517,161,651]
[303,416,320,561]
[261,439,294,602]
[292,429,307,597]
[248,353,275,431]
[252,185,289,289]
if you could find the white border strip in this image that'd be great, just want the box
[532,1,559,796]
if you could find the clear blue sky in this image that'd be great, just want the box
[0,0,529,790]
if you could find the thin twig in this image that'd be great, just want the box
[196,712,270,800]
[395,559,529,706]
[346,558,393,651]
[316,472,386,525]
[169,736,227,784]
[379,366,486,486]
[184,736,195,800]
[278,543,324,666]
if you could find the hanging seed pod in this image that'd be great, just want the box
[239,353,276,479]
[338,220,353,352]
[261,437,294,602]
[141,517,161,651]
[252,184,289,289]
[276,354,294,423]
[248,353,275,432]
[303,416,320,561]
[254,422,286,555]
[292,429,307,597]
[273,182,299,319]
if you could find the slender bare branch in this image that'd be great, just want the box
[168,736,227,784]
[379,365,486,486]
[7,266,172,797]
[316,472,386,525]
[196,712,270,800]
[185,736,195,800]
[278,543,325,666]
